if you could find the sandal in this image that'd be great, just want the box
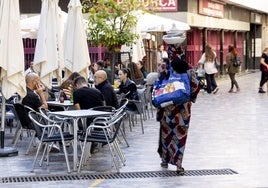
[176,167,185,175]
[160,162,168,168]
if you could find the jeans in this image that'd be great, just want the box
[228,73,239,89]
[205,73,218,93]
[259,71,268,88]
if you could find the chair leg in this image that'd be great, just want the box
[140,114,144,134]
[78,140,88,173]
[31,141,43,172]
[12,127,22,146]
[127,114,132,132]
[26,131,36,155]
[61,140,71,173]
[119,126,129,147]
[106,142,120,173]
[114,139,126,164]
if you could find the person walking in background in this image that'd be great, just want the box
[94,70,118,108]
[226,45,240,93]
[258,47,268,93]
[25,61,37,75]
[156,57,199,175]
[157,44,168,67]
[135,60,148,78]
[198,44,219,94]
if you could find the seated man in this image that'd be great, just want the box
[73,76,106,153]
[94,70,118,108]
[73,76,105,110]
[22,73,48,111]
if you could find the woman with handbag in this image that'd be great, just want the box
[226,45,240,93]
[156,56,199,175]
[198,44,219,94]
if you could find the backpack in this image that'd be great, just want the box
[233,56,241,67]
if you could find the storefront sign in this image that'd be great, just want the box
[198,0,224,18]
[116,0,178,12]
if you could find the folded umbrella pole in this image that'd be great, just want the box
[0,88,18,157]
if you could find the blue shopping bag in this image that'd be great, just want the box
[152,72,191,108]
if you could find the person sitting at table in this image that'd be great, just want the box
[22,73,61,152]
[73,76,105,153]
[94,70,118,108]
[60,72,81,100]
[93,60,112,84]
[117,68,139,111]
[127,62,145,85]
[73,76,105,110]
[22,72,48,111]
[135,60,148,78]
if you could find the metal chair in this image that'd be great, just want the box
[28,111,74,173]
[145,83,155,118]
[13,103,36,154]
[78,108,127,173]
[125,98,144,134]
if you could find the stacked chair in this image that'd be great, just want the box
[78,99,128,173]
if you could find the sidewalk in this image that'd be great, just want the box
[1,71,268,188]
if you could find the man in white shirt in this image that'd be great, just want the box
[25,61,36,75]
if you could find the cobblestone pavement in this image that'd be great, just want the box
[0,71,268,188]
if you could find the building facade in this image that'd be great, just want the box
[157,0,268,74]
[20,0,268,74]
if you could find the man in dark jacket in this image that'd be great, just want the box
[94,70,118,108]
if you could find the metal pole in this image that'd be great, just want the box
[0,88,18,157]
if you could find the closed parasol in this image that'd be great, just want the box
[63,0,90,79]
[0,0,26,156]
[34,0,64,87]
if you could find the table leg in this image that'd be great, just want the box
[73,118,78,171]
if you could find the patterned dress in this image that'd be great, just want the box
[157,102,192,167]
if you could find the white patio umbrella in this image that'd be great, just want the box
[136,11,190,32]
[0,0,26,156]
[63,0,90,79]
[121,25,146,63]
[20,10,67,39]
[34,0,64,87]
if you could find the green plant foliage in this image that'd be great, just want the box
[85,0,145,51]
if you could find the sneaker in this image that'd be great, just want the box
[160,162,168,168]
[228,89,233,93]
[49,145,60,153]
[212,87,219,94]
[258,88,265,93]
[176,166,185,175]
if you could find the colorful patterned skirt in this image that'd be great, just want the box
[157,102,191,167]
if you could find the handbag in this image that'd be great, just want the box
[233,56,241,67]
[152,72,191,108]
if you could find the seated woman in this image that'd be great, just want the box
[60,72,81,99]
[117,68,139,110]
[135,60,148,78]
[127,62,145,85]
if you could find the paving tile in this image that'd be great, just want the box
[1,71,268,187]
